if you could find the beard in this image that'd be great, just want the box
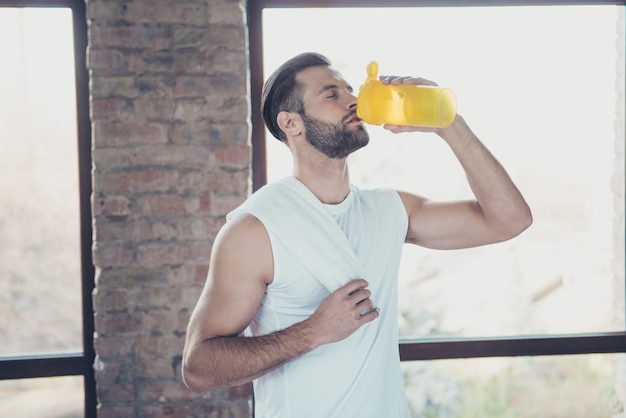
[300,112,369,159]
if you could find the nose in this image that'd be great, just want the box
[346,90,357,110]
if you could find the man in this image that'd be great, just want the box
[182,52,532,417]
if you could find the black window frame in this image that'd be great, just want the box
[0,1,622,417]
[247,0,626,361]
[0,1,95,416]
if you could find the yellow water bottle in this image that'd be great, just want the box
[356,61,457,128]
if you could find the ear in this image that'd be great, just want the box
[277,111,302,138]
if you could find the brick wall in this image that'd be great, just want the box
[87,0,252,416]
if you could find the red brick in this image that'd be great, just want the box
[94,170,176,194]
[173,28,209,48]
[170,122,248,145]
[125,2,208,25]
[94,357,121,385]
[91,25,171,49]
[137,240,211,267]
[93,288,128,313]
[173,50,210,74]
[88,48,127,71]
[105,145,209,168]
[91,76,138,99]
[208,49,247,74]
[135,334,184,359]
[139,194,186,216]
[194,264,209,284]
[228,383,253,401]
[92,97,134,121]
[150,221,178,241]
[138,380,202,402]
[210,169,251,195]
[95,122,168,147]
[139,403,223,418]
[92,147,133,169]
[94,335,136,358]
[135,355,176,380]
[205,97,247,122]
[197,194,211,212]
[88,0,251,415]
[95,266,168,290]
[95,312,144,336]
[209,193,246,216]
[93,241,134,267]
[214,144,250,168]
[176,171,212,193]
[97,382,135,403]
[166,264,210,287]
[94,218,153,242]
[206,26,246,52]
[86,2,127,21]
[177,308,192,337]
[135,288,182,311]
[133,98,176,121]
[230,401,253,418]
[96,405,135,418]
[174,98,208,121]
[208,2,245,25]
[94,194,132,217]
[173,76,212,98]
[129,50,175,73]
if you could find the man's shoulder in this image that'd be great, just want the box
[226,177,294,221]
[354,185,401,204]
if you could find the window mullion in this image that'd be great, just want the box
[400,332,626,361]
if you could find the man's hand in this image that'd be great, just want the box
[379,74,451,134]
[306,279,380,346]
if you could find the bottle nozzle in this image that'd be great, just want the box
[365,61,379,83]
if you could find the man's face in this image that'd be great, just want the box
[296,66,369,159]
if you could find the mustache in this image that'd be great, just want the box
[342,110,359,124]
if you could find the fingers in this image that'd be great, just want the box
[342,278,369,291]
[357,299,378,317]
[383,124,437,134]
[309,279,380,345]
[340,279,379,319]
[379,75,438,87]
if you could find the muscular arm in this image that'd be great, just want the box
[378,75,532,249]
[182,214,379,392]
[395,115,533,249]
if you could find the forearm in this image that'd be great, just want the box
[182,320,318,392]
[440,116,532,233]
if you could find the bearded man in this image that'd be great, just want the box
[182,52,532,418]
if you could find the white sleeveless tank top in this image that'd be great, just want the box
[229,177,410,418]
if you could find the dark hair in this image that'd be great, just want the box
[261,52,332,142]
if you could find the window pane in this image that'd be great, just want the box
[402,354,625,418]
[0,376,83,418]
[0,8,82,355]
[263,6,625,337]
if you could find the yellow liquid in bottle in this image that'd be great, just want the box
[357,61,456,128]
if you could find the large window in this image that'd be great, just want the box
[0,2,94,417]
[249,1,626,416]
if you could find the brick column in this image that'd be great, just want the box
[87,0,252,416]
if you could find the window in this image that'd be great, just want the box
[249,1,626,415]
[0,2,95,417]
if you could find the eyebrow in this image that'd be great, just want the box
[317,83,354,96]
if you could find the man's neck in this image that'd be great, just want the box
[293,156,351,205]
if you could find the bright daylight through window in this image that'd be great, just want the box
[0,7,81,357]
[0,7,84,418]
[263,5,625,417]
[264,5,624,338]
